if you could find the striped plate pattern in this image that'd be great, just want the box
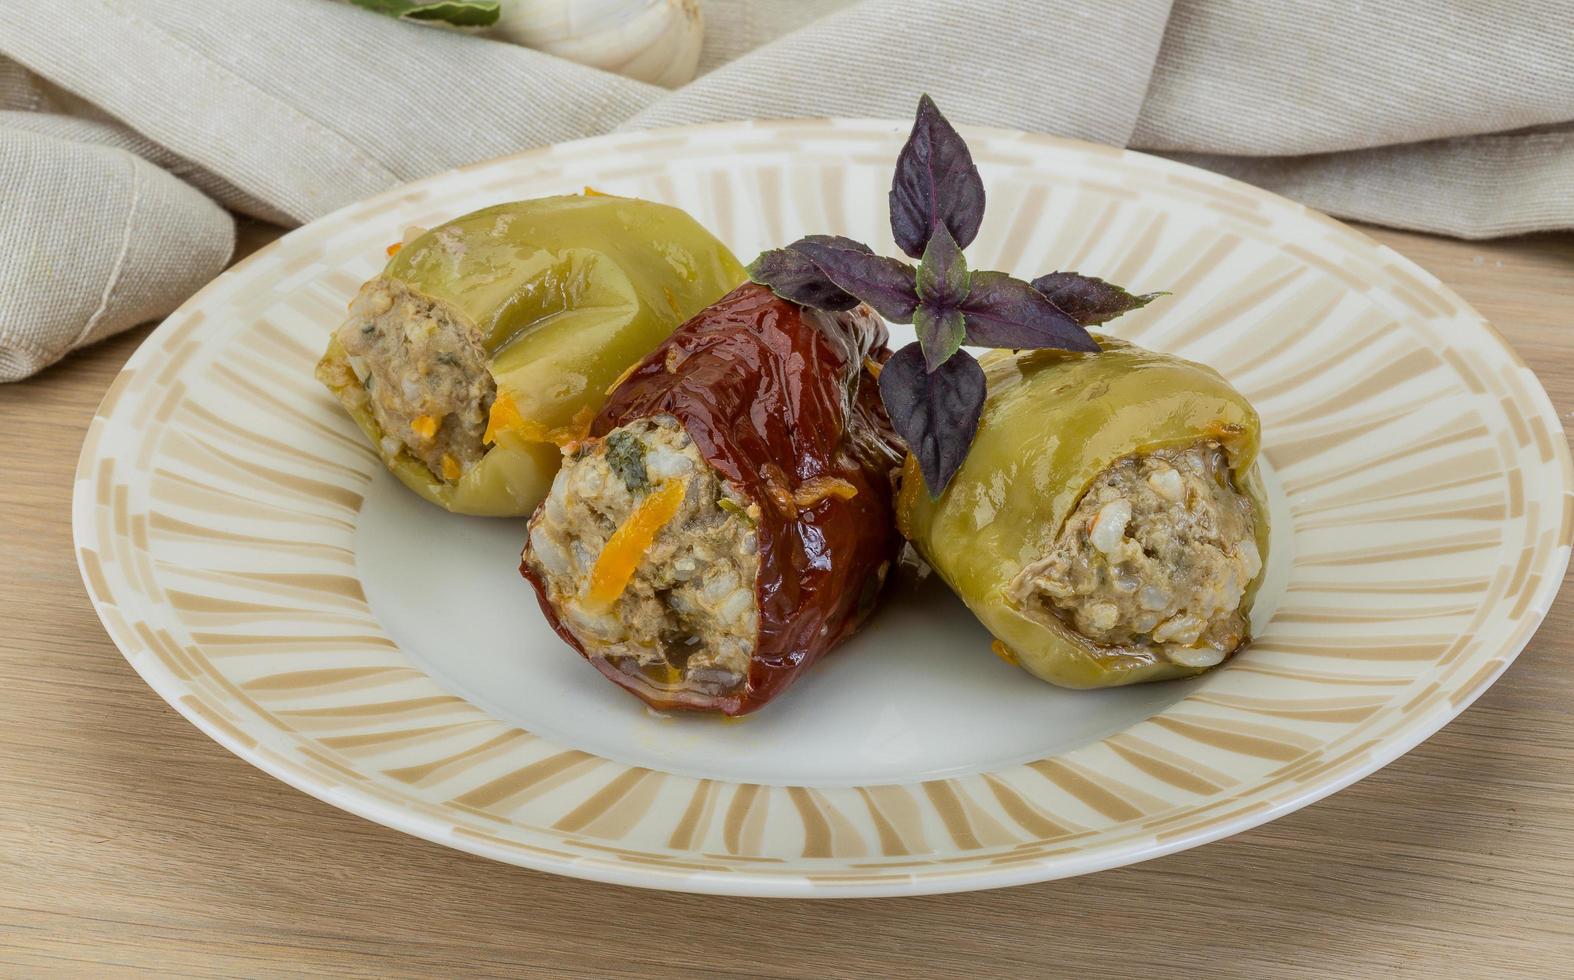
[74,120,1572,897]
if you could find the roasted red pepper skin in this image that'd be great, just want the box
[520,283,904,715]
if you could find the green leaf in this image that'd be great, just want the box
[348,0,500,28]
[913,305,967,372]
[916,225,969,309]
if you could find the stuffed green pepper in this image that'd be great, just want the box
[316,194,746,516]
[896,337,1269,688]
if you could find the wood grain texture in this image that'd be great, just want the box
[2,221,1571,978]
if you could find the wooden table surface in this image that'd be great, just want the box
[3,223,1572,978]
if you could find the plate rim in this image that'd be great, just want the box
[73,117,1574,897]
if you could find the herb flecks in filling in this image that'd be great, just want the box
[523,416,760,697]
[604,430,650,493]
[327,279,494,483]
[1011,442,1262,669]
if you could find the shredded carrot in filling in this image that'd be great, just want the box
[583,185,610,197]
[484,392,524,445]
[410,414,438,440]
[485,392,596,448]
[584,479,688,610]
[762,482,797,517]
[604,359,645,395]
[792,476,858,509]
[440,454,461,481]
[386,241,402,256]
[991,639,1018,666]
[563,405,598,443]
[862,356,883,380]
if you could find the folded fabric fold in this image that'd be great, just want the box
[0,121,233,381]
[1,0,1570,380]
[1171,124,1574,240]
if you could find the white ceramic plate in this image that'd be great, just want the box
[74,120,1572,897]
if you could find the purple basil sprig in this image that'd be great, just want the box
[1031,272,1164,326]
[877,344,985,495]
[961,272,1099,351]
[746,95,1163,498]
[913,226,969,368]
[747,245,863,311]
[890,95,986,259]
[790,236,919,321]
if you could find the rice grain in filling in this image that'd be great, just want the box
[326,279,495,482]
[523,415,760,696]
[1011,442,1262,668]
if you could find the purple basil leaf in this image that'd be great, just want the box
[748,248,859,311]
[889,94,986,260]
[961,271,1100,352]
[878,342,986,498]
[1030,271,1164,326]
[796,234,874,253]
[915,224,970,309]
[789,237,919,322]
[913,304,967,371]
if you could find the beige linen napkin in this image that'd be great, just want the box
[2,0,1570,380]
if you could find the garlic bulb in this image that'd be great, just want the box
[492,0,704,88]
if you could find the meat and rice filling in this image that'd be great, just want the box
[1011,442,1261,669]
[325,279,494,482]
[523,415,760,696]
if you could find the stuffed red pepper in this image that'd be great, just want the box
[520,283,904,715]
